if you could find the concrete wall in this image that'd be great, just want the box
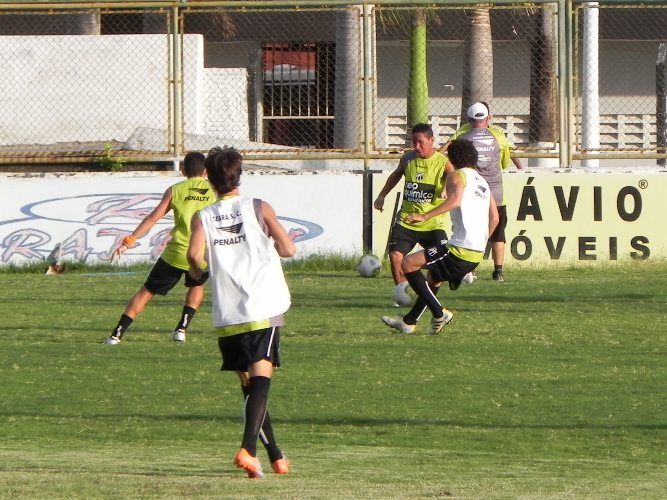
[0,34,249,147]
[201,68,249,140]
[1,170,665,267]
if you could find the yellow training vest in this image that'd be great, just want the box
[398,151,450,232]
[161,176,215,270]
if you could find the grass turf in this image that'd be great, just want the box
[0,262,665,498]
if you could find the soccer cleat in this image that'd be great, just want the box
[429,308,453,335]
[382,316,416,334]
[104,335,121,345]
[492,270,505,282]
[234,448,265,479]
[172,329,186,342]
[271,456,289,475]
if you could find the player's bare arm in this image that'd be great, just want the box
[439,161,455,200]
[374,156,407,212]
[186,212,206,280]
[112,187,173,261]
[261,201,296,258]
[438,140,452,154]
[488,193,500,235]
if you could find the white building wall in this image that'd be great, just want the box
[202,68,249,140]
[0,34,249,147]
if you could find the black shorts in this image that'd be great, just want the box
[218,327,282,372]
[144,257,208,296]
[424,245,480,291]
[489,205,507,243]
[388,223,448,256]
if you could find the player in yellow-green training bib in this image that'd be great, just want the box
[104,152,215,346]
[374,123,451,307]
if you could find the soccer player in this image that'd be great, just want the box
[382,139,499,335]
[441,102,523,281]
[374,123,450,304]
[187,147,295,479]
[104,151,214,345]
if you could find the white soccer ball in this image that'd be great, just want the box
[357,254,382,278]
[393,281,416,307]
[462,271,477,284]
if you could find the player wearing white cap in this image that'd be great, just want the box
[441,102,522,282]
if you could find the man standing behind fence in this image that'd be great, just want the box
[441,102,522,282]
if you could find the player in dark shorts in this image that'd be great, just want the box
[104,152,214,345]
[187,147,295,479]
[375,123,450,305]
[383,139,499,335]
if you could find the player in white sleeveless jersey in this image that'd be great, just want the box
[383,139,499,335]
[187,147,295,479]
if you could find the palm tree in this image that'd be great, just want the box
[406,9,429,130]
[334,6,363,149]
[460,6,493,117]
[528,5,557,147]
[377,7,434,145]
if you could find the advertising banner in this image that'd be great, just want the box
[0,172,364,266]
[371,171,666,265]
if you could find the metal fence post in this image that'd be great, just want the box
[171,5,183,161]
[658,43,667,168]
[362,3,375,251]
[564,0,575,168]
[558,0,569,169]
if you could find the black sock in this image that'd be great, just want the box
[175,306,196,332]
[241,376,271,456]
[405,270,443,318]
[403,283,440,324]
[241,385,283,462]
[111,314,133,338]
[494,264,503,272]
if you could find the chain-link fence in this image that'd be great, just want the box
[0,1,665,168]
[573,2,667,164]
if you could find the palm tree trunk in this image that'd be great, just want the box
[461,7,493,117]
[529,5,557,144]
[334,6,363,149]
[406,9,429,133]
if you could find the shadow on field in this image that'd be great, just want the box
[2,410,665,430]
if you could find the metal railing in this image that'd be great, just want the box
[0,0,665,168]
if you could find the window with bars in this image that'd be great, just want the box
[262,41,335,148]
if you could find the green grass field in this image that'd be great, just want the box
[1,262,665,498]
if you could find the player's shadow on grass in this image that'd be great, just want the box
[2,411,665,430]
[454,292,657,304]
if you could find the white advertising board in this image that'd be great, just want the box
[371,171,667,265]
[0,172,364,266]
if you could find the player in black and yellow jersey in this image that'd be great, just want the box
[104,152,214,345]
[374,123,451,307]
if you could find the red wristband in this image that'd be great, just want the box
[123,235,136,247]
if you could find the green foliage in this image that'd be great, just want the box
[1,265,665,498]
[98,142,127,172]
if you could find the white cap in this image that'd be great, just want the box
[467,102,489,120]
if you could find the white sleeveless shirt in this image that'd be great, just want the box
[448,168,492,253]
[199,196,290,328]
